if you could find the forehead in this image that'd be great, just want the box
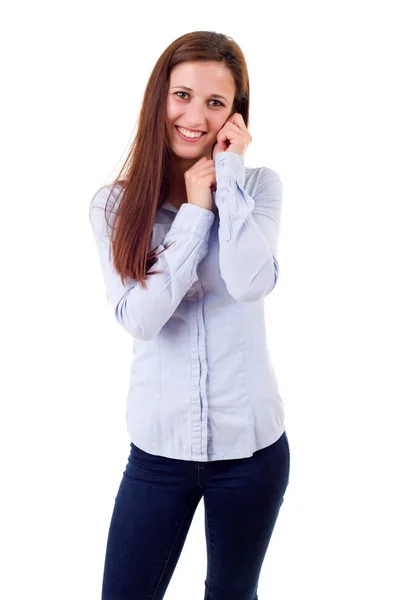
[169,61,235,96]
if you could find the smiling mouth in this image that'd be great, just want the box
[175,126,206,136]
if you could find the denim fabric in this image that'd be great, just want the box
[101,430,290,599]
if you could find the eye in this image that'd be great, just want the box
[209,98,225,107]
[174,91,225,107]
[175,91,189,100]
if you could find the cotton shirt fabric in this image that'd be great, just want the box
[89,151,285,462]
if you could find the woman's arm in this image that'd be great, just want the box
[89,187,215,340]
[214,151,283,302]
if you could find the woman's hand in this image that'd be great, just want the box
[184,156,216,212]
[212,112,252,160]
[184,113,251,210]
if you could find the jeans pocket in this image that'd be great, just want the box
[123,442,159,480]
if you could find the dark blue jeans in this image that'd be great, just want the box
[101,431,290,600]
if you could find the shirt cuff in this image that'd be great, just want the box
[214,151,245,188]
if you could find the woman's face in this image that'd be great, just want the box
[166,61,236,161]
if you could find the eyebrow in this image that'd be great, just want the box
[170,85,229,103]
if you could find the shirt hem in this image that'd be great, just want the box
[130,426,286,462]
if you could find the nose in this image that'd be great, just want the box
[182,100,207,130]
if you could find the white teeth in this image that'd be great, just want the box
[177,126,203,139]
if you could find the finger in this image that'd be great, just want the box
[193,158,215,167]
[185,156,209,176]
[202,163,216,171]
[223,122,241,134]
[230,112,245,126]
[186,166,215,182]
[193,156,209,166]
[199,166,216,175]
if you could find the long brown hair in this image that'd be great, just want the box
[92,31,250,291]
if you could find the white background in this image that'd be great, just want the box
[1,1,399,598]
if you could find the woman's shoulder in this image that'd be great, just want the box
[90,181,125,211]
[244,165,281,196]
[245,164,281,179]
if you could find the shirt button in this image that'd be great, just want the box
[217,160,225,167]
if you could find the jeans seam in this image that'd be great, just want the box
[151,497,197,600]
[204,499,215,600]
[282,431,290,489]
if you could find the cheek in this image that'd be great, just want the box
[212,115,229,135]
[165,99,178,122]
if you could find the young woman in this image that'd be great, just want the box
[89,30,290,600]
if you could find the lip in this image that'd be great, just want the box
[176,125,206,133]
[175,126,206,143]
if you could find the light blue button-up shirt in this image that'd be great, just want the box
[89,151,285,461]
